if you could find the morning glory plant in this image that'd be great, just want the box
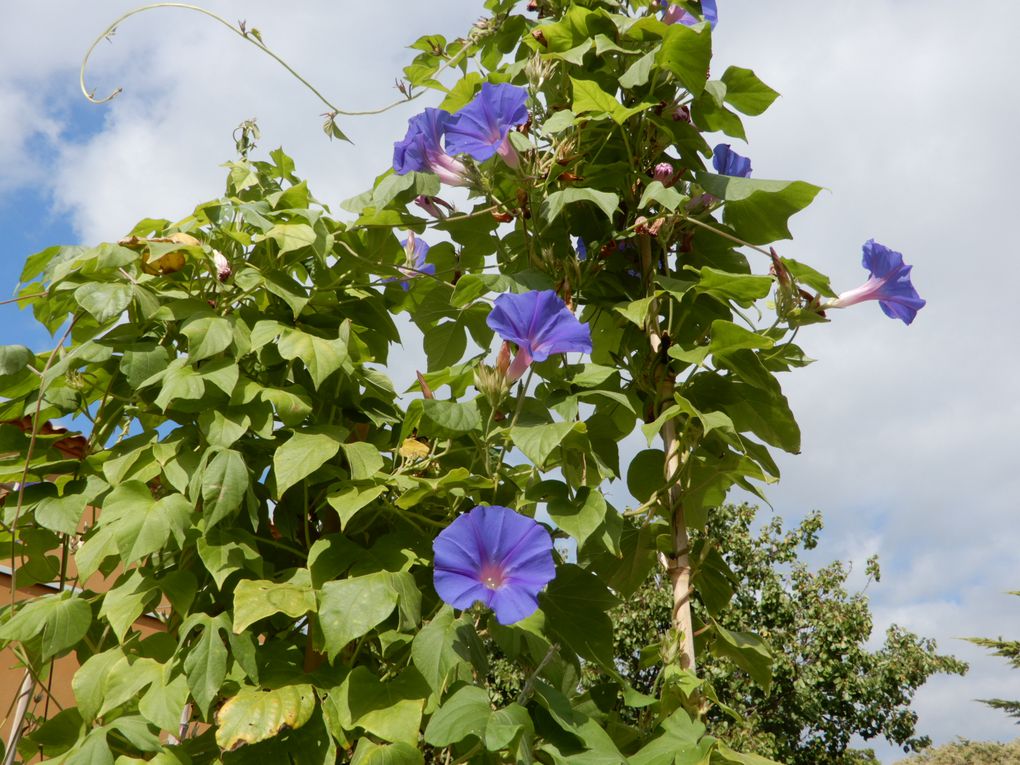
[828,239,926,324]
[713,143,753,177]
[0,1,935,762]
[486,290,593,381]
[433,505,555,625]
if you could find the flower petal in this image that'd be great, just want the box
[489,581,541,625]
[433,569,493,610]
[446,83,529,162]
[712,143,752,178]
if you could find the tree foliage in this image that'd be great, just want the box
[894,739,1020,765]
[967,591,1020,723]
[552,505,965,765]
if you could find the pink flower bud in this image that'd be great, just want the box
[653,162,676,186]
[414,194,455,219]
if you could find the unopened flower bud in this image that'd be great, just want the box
[496,341,512,376]
[213,250,231,282]
[672,105,691,123]
[653,162,676,187]
[416,370,435,400]
[474,363,511,407]
[414,194,454,219]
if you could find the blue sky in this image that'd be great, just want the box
[2,2,1019,762]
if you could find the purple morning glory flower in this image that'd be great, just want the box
[393,108,468,186]
[433,505,555,625]
[391,233,435,290]
[486,290,593,381]
[662,0,718,27]
[445,83,529,168]
[829,240,926,324]
[712,143,752,178]
[575,237,587,261]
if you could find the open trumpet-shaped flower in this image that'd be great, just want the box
[829,240,926,324]
[433,505,555,625]
[486,290,593,381]
[713,143,752,178]
[393,108,468,186]
[662,0,718,28]
[445,83,529,168]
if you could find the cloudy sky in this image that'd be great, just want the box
[2,1,1018,761]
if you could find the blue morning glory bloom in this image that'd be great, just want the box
[486,290,593,381]
[712,144,752,178]
[445,83,529,167]
[393,108,468,186]
[575,237,587,261]
[433,505,555,625]
[662,0,718,27]
[393,233,435,290]
[830,240,926,324]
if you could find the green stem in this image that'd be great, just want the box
[80,3,474,118]
[9,315,80,603]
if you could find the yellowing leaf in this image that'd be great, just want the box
[119,232,202,275]
[215,684,316,750]
[399,438,430,460]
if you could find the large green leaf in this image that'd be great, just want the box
[318,573,399,660]
[327,484,387,530]
[423,685,492,747]
[629,709,712,765]
[201,448,249,527]
[0,344,33,376]
[342,441,384,480]
[692,267,773,307]
[74,282,132,324]
[330,667,427,745]
[510,421,577,467]
[411,606,481,694]
[100,482,192,565]
[98,570,158,641]
[181,315,233,362]
[541,188,620,224]
[232,570,317,633]
[278,327,349,390]
[0,590,91,660]
[182,614,229,717]
[656,22,712,96]
[547,487,607,549]
[216,684,316,750]
[696,174,822,244]
[540,564,618,667]
[264,223,316,254]
[570,77,653,124]
[710,621,773,693]
[273,426,345,496]
[720,66,780,116]
[350,741,424,765]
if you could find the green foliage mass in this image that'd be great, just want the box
[0,0,912,762]
[540,505,963,765]
[894,739,1020,765]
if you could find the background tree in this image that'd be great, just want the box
[893,738,1020,765]
[967,592,1020,722]
[582,504,967,765]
